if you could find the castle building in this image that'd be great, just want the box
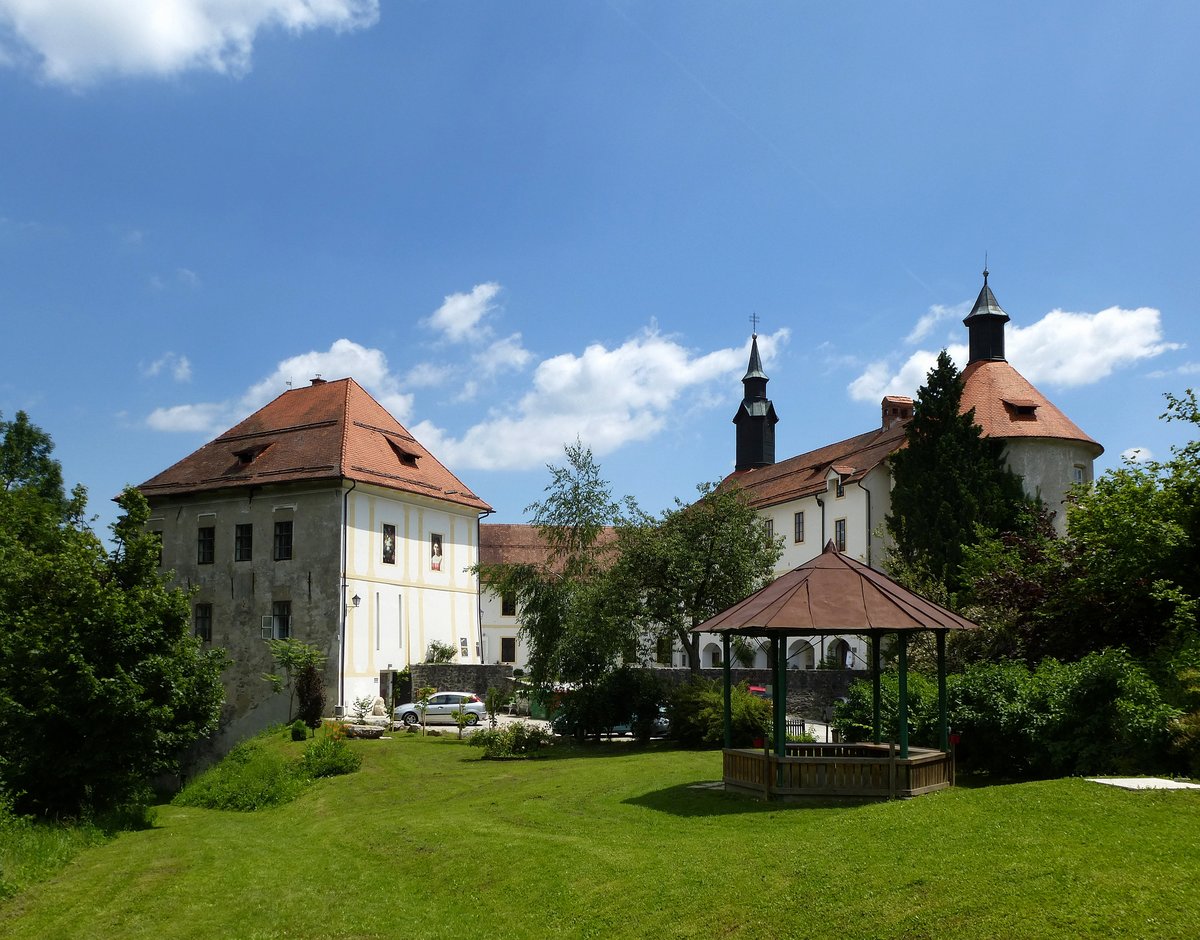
[691,273,1104,673]
[139,376,491,749]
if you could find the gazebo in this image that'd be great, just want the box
[695,541,979,799]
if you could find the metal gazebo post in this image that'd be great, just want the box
[897,631,909,759]
[722,632,732,749]
[937,630,949,752]
[871,632,882,745]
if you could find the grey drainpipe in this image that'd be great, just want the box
[815,494,826,546]
[476,508,494,663]
[338,479,357,715]
[855,478,872,568]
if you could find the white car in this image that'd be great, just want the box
[394,691,486,727]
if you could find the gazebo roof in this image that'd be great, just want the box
[695,541,979,636]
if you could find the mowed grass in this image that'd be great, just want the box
[2,733,1199,939]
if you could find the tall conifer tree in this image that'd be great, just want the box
[886,350,1029,592]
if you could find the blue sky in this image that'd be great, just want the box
[2,2,1198,535]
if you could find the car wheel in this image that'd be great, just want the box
[401,712,419,726]
[466,713,480,726]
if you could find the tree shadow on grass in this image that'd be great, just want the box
[623,782,877,817]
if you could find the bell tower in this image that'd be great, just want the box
[963,267,1010,363]
[732,331,778,471]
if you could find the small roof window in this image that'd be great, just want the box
[387,438,419,468]
[1002,398,1040,419]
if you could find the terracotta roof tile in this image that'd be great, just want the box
[723,422,909,510]
[479,523,618,570]
[139,377,492,511]
[696,541,979,634]
[960,360,1102,454]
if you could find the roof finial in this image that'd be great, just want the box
[983,252,989,286]
[749,312,760,338]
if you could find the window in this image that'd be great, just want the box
[274,521,293,561]
[501,591,517,617]
[1072,465,1086,485]
[835,479,845,498]
[710,646,722,667]
[194,603,212,642]
[272,600,291,639]
[834,518,847,552]
[764,518,774,539]
[655,635,673,666]
[382,523,396,564]
[197,526,215,565]
[500,636,517,663]
[235,524,253,561]
[793,511,805,544]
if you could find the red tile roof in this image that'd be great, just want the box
[479,523,618,570]
[959,360,1103,454]
[725,359,1100,509]
[139,377,492,511]
[724,421,909,510]
[696,540,979,634]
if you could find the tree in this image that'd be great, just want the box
[886,350,1030,593]
[263,638,326,722]
[0,417,228,816]
[474,442,632,710]
[614,481,781,672]
[424,639,457,663]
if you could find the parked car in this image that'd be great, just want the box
[611,709,670,738]
[394,691,485,726]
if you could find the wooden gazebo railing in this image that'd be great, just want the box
[723,743,954,800]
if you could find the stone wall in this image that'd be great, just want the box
[402,664,862,719]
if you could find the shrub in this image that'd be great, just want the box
[301,724,361,778]
[296,662,326,730]
[469,721,552,759]
[290,719,308,742]
[667,679,770,748]
[173,739,307,811]
[834,649,1181,777]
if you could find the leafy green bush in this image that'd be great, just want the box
[469,721,552,758]
[834,649,1181,777]
[667,679,770,748]
[290,719,308,742]
[301,724,361,778]
[173,739,307,811]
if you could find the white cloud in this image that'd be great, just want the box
[1122,447,1154,464]
[145,338,411,434]
[474,333,532,378]
[424,282,502,344]
[0,0,379,86]
[848,305,1179,402]
[413,327,790,471]
[904,302,968,345]
[1147,361,1200,379]
[176,267,200,288]
[142,352,192,382]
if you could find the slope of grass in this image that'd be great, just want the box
[2,734,1199,939]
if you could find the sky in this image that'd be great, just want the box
[2,1,1199,537]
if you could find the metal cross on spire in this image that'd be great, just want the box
[749,312,760,337]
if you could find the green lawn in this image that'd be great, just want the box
[3,733,1199,939]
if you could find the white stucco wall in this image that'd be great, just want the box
[342,485,483,706]
[1001,438,1098,535]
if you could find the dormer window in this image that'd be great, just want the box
[232,443,271,466]
[1003,399,1039,420]
[387,438,419,468]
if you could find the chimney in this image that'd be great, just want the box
[881,395,913,429]
[310,376,326,386]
